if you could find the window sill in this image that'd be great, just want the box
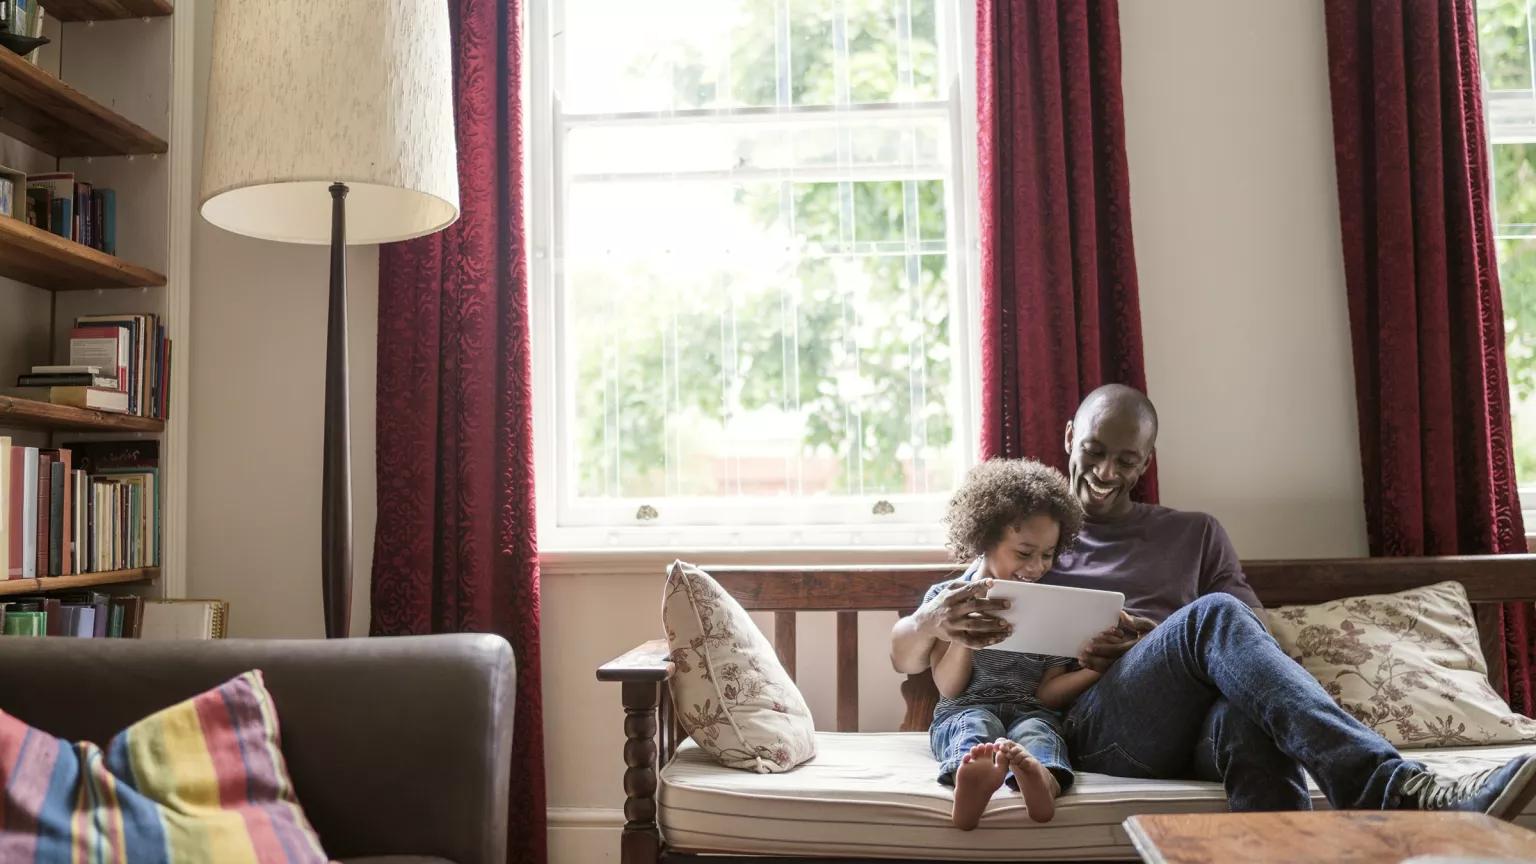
[538,544,953,578]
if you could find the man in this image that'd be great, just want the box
[890,384,1536,814]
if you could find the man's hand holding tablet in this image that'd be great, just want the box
[915,579,1014,650]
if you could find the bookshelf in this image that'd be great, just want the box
[0,48,166,157]
[0,393,162,432]
[0,214,166,291]
[0,567,155,597]
[0,6,187,601]
[41,1,172,23]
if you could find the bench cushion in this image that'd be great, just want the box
[659,731,1536,861]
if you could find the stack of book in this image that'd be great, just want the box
[15,364,125,413]
[1,593,145,637]
[25,172,117,255]
[0,438,160,578]
[14,313,172,417]
[0,596,227,639]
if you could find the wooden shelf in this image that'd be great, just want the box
[42,0,172,22]
[0,394,162,433]
[0,46,166,156]
[0,567,156,596]
[0,215,165,291]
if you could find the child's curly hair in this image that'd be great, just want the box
[943,459,1084,560]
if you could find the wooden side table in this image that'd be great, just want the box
[1124,811,1536,863]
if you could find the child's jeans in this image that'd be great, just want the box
[930,703,1074,793]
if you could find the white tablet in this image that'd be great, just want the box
[974,580,1125,658]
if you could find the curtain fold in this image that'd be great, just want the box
[371,0,545,860]
[977,0,1157,498]
[1324,0,1534,713]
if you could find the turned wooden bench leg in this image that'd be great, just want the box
[621,680,663,864]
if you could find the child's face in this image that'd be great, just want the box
[983,515,1062,583]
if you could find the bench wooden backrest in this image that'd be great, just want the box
[704,555,1536,733]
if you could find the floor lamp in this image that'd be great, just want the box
[199,2,460,638]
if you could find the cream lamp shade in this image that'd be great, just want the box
[200,0,460,245]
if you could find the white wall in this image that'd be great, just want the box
[187,0,376,637]
[1120,0,1368,559]
[186,1,1368,861]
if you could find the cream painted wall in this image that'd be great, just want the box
[1120,0,1368,560]
[186,0,1368,860]
[187,0,376,637]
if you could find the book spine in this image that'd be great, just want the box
[17,448,34,578]
[33,452,49,578]
[48,462,61,576]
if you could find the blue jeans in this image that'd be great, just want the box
[930,704,1075,793]
[1063,592,1423,810]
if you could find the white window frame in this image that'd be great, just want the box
[527,0,983,550]
[1479,2,1536,517]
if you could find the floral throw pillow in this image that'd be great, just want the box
[662,560,816,773]
[1270,580,1536,749]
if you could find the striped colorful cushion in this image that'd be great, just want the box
[0,669,329,863]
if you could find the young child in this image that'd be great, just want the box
[925,459,1099,829]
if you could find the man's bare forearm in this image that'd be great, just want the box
[890,613,937,674]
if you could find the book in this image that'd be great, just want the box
[0,437,7,583]
[72,470,85,575]
[34,450,51,579]
[67,440,158,472]
[49,386,130,414]
[56,591,108,638]
[30,365,102,375]
[17,446,35,578]
[68,325,130,395]
[99,189,116,255]
[47,460,61,576]
[107,603,122,637]
[24,186,45,230]
[3,610,43,636]
[58,449,71,576]
[6,444,22,578]
[17,374,120,388]
[109,595,143,638]
[141,600,229,640]
[27,172,72,241]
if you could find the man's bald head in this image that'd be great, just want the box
[1064,384,1158,521]
[1073,383,1159,446]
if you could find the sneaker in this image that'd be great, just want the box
[1397,754,1536,819]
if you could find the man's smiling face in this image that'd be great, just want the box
[1064,392,1157,522]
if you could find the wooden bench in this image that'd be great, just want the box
[596,555,1536,864]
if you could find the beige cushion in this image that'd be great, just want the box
[662,560,815,773]
[1268,580,1536,749]
[659,732,1536,861]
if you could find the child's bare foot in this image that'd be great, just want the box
[998,740,1061,823]
[951,743,1008,830]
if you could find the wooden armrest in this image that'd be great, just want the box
[597,638,674,683]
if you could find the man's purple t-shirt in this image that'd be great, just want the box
[1043,502,1260,623]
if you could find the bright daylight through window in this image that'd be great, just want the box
[1480,0,1536,505]
[532,0,977,541]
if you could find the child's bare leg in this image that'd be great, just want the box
[998,739,1061,823]
[951,742,1008,830]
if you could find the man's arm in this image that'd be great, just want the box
[889,579,1012,674]
[1198,514,1261,608]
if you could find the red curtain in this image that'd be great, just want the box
[977,0,1157,500]
[371,0,545,860]
[1324,0,1534,713]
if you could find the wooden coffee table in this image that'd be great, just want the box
[1123,812,1536,863]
